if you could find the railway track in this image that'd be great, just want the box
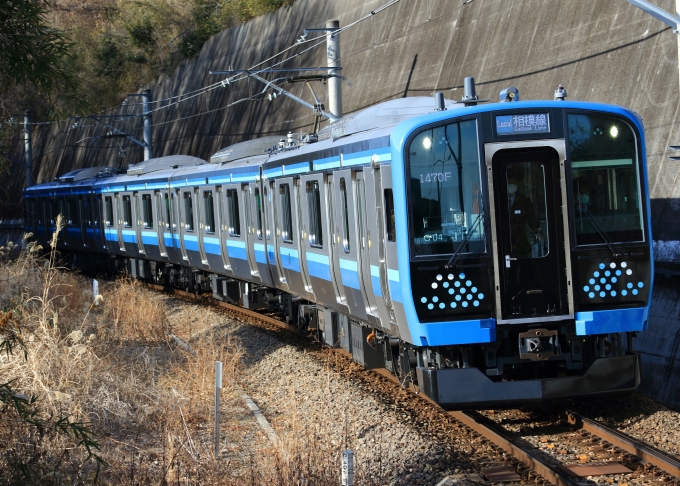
[150,283,680,486]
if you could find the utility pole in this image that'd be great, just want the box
[142,89,153,161]
[326,20,342,119]
[24,111,32,188]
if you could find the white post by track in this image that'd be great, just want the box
[326,20,342,119]
[214,360,222,457]
[92,279,99,306]
[341,449,354,486]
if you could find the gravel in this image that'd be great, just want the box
[166,296,516,485]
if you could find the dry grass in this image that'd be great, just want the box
[0,226,393,485]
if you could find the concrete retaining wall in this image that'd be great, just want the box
[8,0,680,406]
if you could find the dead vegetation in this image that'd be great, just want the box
[0,225,394,485]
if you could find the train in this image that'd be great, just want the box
[23,79,653,409]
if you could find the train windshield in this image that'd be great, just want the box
[408,119,484,256]
[568,113,643,244]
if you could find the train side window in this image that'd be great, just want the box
[165,193,171,229]
[340,178,350,253]
[67,198,78,225]
[105,197,113,226]
[384,189,396,242]
[264,187,271,240]
[306,181,323,248]
[183,192,194,231]
[204,190,215,234]
[356,179,365,251]
[279,184,293,243]
[78,198,87,225]
[254,188,263,240]
[142,194,153,229]
[226,189,241,236]
[122,196,132,227]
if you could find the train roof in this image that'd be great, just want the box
[24,95,645,198]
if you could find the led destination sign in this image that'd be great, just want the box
[496,113,550,135]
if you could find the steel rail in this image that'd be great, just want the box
[562,409,680,479]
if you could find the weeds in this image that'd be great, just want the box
[0,226,403,484]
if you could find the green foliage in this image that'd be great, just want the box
[0,0,77,95]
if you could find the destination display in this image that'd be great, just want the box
[496,113,550,135]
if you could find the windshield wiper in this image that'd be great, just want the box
[577,205,621,258]
[444,210,484,269]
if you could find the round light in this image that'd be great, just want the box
[423,137,432,149]
[610,126,618,138]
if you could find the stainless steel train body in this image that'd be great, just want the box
[24,94,653,409]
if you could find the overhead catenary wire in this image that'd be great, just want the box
[8,0,404,129]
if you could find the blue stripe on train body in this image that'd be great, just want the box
[306,252,331,281]
[339,258,360,290]
[183,234,199,252]
[370,265,382,297]
[122,229,136,244]
[204,236,221,255]
[267,244,276,265]
[141,231,158,246]
[164,233,174,248]
[279,245,300,272]
[105,228,118,242]
[226,239,247,260]
[254,243,267,264]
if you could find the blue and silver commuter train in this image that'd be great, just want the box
[24,81,653,409]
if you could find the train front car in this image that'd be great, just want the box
[390,97,652,409]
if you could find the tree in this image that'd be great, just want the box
[0,0,76,96]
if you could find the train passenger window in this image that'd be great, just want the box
[568,113,643,244]
[226,189,240,236]
[105,197,113,226]
[264,187,271,240]
[384,189,396,242]
[183,192,194,231]
[165,193,171,229]
[340,178,350,253]
[122,196,132,227]
[356,179,366,250]
[306,181,323,248]
[142,194,153,229]
[279,184,293,243]
[254,188,263,240]
[78,198,86,225]
[204,191,215,234]
[67,199,78,225]
[408,119,484,256]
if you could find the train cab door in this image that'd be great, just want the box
[363,167,392,331]
[155,191,169,259]
[264,181,286,290]
[354,171,381,327]
[243,183,262,283]
[487,141,573,322]
[326,173,349,312]
[274,177,312,298]
[175,189,190,262]
[216,186,233,275]
[200,186,221,269]
[133,192,145,255]
[299,173,334,307]
[114,194,126,252]
[246,181,273,285]
[221,183,250,280]
[193,187,209,266]
[332,169,369,321]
